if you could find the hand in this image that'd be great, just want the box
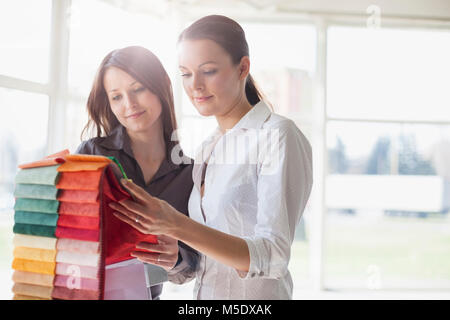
[109,178,184,237]
[131,235,179,271]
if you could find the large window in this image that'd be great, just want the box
[325,26,450,290]
[0,0,53,300]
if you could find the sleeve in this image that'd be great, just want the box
[74,140,94,155]
[167,240,200,284]
[237,120,313,280]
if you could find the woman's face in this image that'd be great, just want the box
[103,66,162,133]
[178,39,246,117]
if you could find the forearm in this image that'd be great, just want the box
[170,213,250,273]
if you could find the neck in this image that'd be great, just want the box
[215,93,253,133]
[126,117,166,162]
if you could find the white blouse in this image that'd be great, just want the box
[188,101,313,300]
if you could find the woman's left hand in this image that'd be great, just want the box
[131,234,179,271]
[109,178,183,237]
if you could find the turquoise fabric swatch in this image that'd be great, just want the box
[14,211,59,227]
[13,223,56,238]
[14,184,59,200]
[14,198,59,214]
[15,165,60,186]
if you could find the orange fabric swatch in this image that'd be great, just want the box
[13,247,56,262]
[65,154,112,163]
[18,149,69,169]
[12,270,54,287]
[57,189,99,204]
[57,215,100,230]
[12,283,53,299]
[56,170,103,190]
[57,161,111,172]
[58,202,100,217]
[12,258,56,275]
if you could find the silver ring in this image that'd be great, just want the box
[157,255,160,262]
[135,216,139,223]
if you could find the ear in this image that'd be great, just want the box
[238,56,250,80]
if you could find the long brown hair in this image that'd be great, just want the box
[178,15,267,107]
[81,46,179,154]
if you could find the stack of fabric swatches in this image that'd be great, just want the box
[11,150,158,300]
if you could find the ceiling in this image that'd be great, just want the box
[101,0,450,22]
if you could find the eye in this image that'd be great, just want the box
[112,94,121,101]
[180,73,191,78]
[203,70,217,75]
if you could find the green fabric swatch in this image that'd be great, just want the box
[14,211,59,227]
[14,184,59,200]
[13,223,56,238]
[14,198,59,214]
[15,165,60,186]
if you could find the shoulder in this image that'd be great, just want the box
[75,137,107,155]
[262,112,302,136]
[261,112,312,153]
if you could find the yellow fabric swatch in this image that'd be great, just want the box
[12,258,56,275]
[14,247,56,262]
[13,294,51,300]
[12,283,53,299]
[12,270,54,287]
[13,234,57,250]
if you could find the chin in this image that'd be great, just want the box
[194,104,217,117]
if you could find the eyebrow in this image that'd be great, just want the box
[179,61,218,69]
[109,80,138,92]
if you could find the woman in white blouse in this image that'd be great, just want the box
[110,15,313,299]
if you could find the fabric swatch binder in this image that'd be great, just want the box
[11,150,158,300]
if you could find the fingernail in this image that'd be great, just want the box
[120,178,127,185]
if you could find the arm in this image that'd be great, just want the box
[110,121,312,277]
[110,181,251,273]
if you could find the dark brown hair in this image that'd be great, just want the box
[81,46,179,154]
[178,15,265,106]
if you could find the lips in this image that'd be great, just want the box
[194,96,213,103]
[126,111,145,119]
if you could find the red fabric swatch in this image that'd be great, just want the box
[57,215,100,230]
[58,202,100,217]
[56,226,99,242]
[101,166,158,265]
[52,286,100,300]
[57,190,99,204]
[56,171,103,191]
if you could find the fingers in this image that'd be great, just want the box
[120,179,156,204]
[111,199,146,218]
[136,241,178,254]
[131,251,177,270]
[112,211,149,234]
[110,201,150,224]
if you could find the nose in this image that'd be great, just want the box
[191,73,204,92]
[123,93,138,110]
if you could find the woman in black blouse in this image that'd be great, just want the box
[75,46,199,299]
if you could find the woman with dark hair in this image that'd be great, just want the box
[111,16,313,299]
[76,46,199,300]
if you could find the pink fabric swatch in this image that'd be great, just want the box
[54,275,99,291]
[55,263,99,280]
[56,250,100,267]
[52,286,100,300]
[58,202,100,217]
[57,189,99,204]
[56,239,99,254]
